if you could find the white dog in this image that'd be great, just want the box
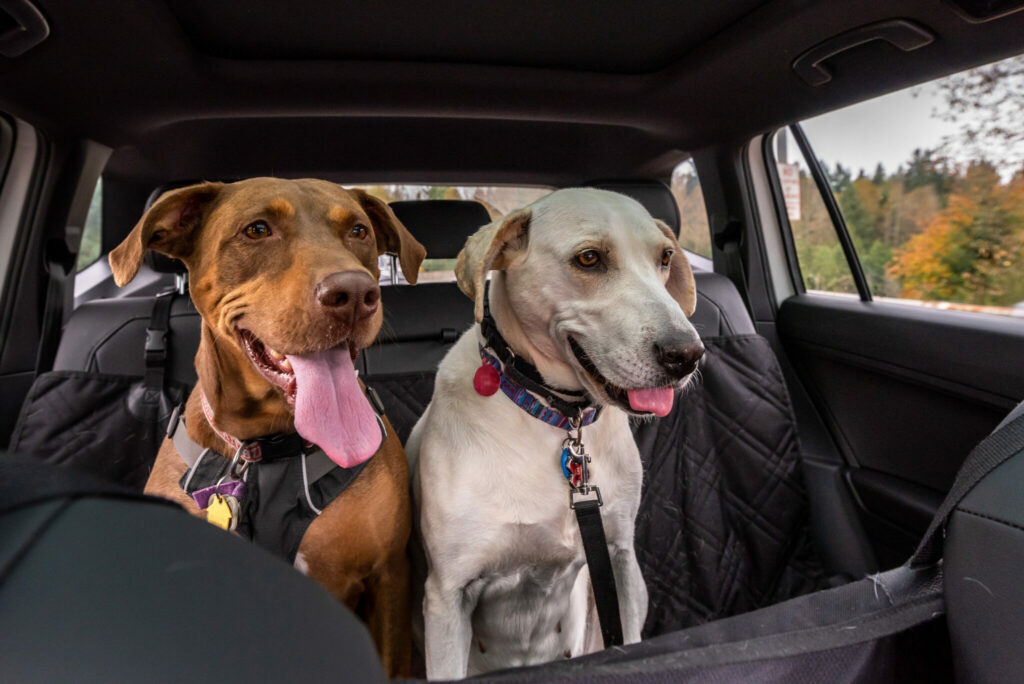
[407,188,703,679]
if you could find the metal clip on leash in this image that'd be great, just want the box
[565,414,602,509]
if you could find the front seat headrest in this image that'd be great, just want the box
[388,200,493,260]
[586,179,681,233]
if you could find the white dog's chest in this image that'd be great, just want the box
[467,516,589,669]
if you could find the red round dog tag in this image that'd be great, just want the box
[473,364,500,396]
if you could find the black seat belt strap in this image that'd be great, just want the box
[574,499,624,648]
[911,411,1024,567]
[144,288,177,391]
[713,219,752,316]
[34,239,76,376]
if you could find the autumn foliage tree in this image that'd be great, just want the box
[888,163,1024,306]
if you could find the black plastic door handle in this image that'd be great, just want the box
[793,19,934,87]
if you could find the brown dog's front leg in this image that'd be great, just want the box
[363,551,412,677]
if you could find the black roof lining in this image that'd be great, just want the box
[1,0,1022,185]
[165,0,772,74]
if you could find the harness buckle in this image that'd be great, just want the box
[145,328,167,363]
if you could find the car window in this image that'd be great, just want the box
[76,177,103,271]
[771,129,859,296]
[670,158,712,259]
[352,184,552,285]
[778,53,1024,318]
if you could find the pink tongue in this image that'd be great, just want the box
[286,346,382,468]
[627,387,675,417]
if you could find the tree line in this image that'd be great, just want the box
[792,151,1024,309]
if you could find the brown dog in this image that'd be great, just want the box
[108,178,426,676]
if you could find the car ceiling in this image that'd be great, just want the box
[0,0,1022,185]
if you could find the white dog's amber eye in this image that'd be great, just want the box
[244,221,272,239]
[661,249,673,267]
[576,250,601,268]
[350,224,369,239]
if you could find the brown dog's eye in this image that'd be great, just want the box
[575,250,601,269]
[350,224,369,239]
[661,249,673,268]
[244,221,272,239]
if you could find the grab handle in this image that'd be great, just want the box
[0,0,49,58]
[792,19,934,87]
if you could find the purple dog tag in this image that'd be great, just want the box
[193,480,246,510]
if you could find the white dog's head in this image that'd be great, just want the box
[456,188,703,417]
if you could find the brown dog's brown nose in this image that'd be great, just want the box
[315,271,380,321]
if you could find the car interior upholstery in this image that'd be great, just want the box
[2,0,1024,680]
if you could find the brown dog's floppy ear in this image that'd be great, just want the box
[455,209,531,322]
[351,189,427,285]
[108,182,224,287]
[655,219,697,317]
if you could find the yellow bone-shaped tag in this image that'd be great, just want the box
[206,494,238,531]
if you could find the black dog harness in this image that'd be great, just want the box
[477,307,624,648]
[168,386,388,563]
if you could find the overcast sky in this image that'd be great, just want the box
[780,79,962,178]
[799,84,959,176]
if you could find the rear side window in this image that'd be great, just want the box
[771,130,858,296]
[670,159,711,259]
[76,177,103,271]
[774,53,1024,318]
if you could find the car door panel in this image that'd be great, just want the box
[778,294,1023,562]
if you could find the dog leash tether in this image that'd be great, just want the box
[563,417,624,649]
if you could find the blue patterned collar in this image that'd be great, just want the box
[478,343,601,429]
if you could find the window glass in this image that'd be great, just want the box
[793,53,1024,317]
[669,159,712,258]
[76,177,102,271]
[351,184,552,285]
[771,130,858,295]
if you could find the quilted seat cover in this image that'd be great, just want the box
[634,334,827,635]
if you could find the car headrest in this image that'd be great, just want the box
[586,179,680,233]
[144,251,188,275]
[388,200,492,260]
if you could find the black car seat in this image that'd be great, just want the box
[52,253,199,386]
[941,400,1024,682]
[0,453,387,683]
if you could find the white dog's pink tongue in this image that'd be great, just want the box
[626,387,675,417]
[286,346,381,468]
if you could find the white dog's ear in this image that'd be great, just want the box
[655,219,697,317]
[109,182,224,287]
[456,209,531,322]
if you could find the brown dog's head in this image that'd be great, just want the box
[110,178,425,464]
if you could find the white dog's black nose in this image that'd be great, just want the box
[654,339,705,378]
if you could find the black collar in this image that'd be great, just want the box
[479,299,599,420]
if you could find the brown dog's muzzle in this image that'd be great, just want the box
[315,270,381,323]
